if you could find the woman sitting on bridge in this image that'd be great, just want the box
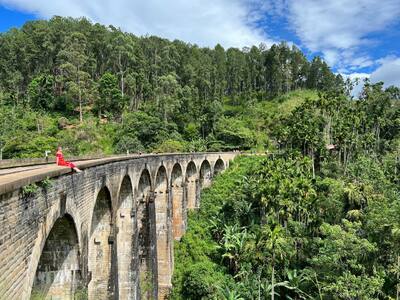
[56,146,82,172]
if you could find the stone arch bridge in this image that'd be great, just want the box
[0,152,238,300]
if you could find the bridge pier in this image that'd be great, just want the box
[116,176,135,300]
[171,164,184,240]
[136,170,154,300]
[154,166,172,299]
[88,187,114,299]
[185,161,197,209]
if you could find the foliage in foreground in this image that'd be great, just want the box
[172,79,399,299]
[172,154,400,299]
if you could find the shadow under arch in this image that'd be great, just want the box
[185,161,198,209]
[199,159,212,189]
[214,158,225,176]
[136,168,154,299]
[116,175,135,299]
[154,165,172,298]
[88,186,113,299]
[171,163,184,240]
[31,214,81,299]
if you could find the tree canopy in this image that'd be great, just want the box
[0,16,343,158]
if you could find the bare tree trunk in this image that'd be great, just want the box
[121,71,125,98]
[134,96,137,111]
[397,254,399,300]
[312,148,315,178]
[77,66,83,124]
[271,253,275,300]
[79,88,83,123]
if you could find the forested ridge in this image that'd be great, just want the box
[0,16,342,158]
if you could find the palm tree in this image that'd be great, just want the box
[257,225,291,300]
[220,224,253,274]
[215,286,244,300]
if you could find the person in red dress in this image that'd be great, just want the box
[56,146,82,172]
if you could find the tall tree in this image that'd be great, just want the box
[97,72,122,117]
[156,73,181,122]
[108,30,135,98]
[57,32,91,122]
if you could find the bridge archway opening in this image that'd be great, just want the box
[185,161,197,209]
[200,160,212,189]
[31,214,81,299]
[171,163,184,240]
[214,159,225,176]
[155,165,172,298]
[116,175,135,299]
[137,169,153,298]
[88,186,113,299]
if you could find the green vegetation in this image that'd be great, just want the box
[1,16,399,299]
[30,286,88,300]
[0,17,341,158]
[21,183,39,198]
[140,271,154,299]
[172,82,399,299]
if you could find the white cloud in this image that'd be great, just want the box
[343,73,370,81]
[287,0,400,70]
[343,56,400,98]
[0,0,276,48]
[370,56,400,87]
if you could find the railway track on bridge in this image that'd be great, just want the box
[0,165,44,176]
[0,152,240,195]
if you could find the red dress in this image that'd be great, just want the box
[56,150,76,168]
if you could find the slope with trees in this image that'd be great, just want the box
[0,16,341,158]
[172,82,400,299]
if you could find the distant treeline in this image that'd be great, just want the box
[0,17,347,159]
[0,16,341,117]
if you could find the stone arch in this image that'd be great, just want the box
[154,165,172,298]
[116,175,135,299]
[31,214,81,299]
[24,193,82,300]
[214,158,225,176]
[171,163,184,240]
[185,161,198,209]
[88,186,113,299]
[200,159,212,189]
[136,168,153,299]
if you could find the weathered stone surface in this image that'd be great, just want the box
[31,215,81,300]
[0,152,237,300]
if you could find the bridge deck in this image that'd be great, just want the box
[0,154,146,195]
[0,152,233,195]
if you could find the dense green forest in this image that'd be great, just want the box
[172,82,400,299]
[0,16,342,158]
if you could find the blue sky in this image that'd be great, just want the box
[0,0,399,87]
[0,5,36,32]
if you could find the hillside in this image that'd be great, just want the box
[0,17,340,159]
[171,82,399,299]
[172,152,400,299]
